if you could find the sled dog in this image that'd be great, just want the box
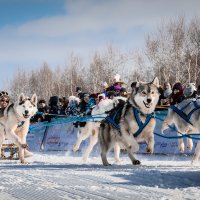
[73,97,127,162]
[99,78,160,166]
[0,93,37,163]
[161,99,200,163]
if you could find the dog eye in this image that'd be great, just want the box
[151,91,155,94]
[142,91,147,95]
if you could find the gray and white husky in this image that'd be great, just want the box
[73,96,127,162]
[99,78,160,166]
[0,93,37,163]
[161,99,200,164]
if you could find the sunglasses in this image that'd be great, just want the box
[0,99,9,103]
[0,91,8,96]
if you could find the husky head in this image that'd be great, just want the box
[15,93,38,119]
[129,77,160,114]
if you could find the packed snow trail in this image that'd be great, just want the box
[0,152,200,200]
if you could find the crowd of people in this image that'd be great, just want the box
[158,82,200,106]
[1,75,200,124]
[31,74,128,123]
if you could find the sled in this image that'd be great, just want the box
[1,144,19,160]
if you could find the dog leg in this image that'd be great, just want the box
[179,139,185,153]
[5,128,26,148]
[121,138,140,165]
[114,142,121,163]
[16,125,33,158]
[161,109,173,133]
[99,124,112,166]
[73,126,90,152]
[82,128,98,162]
[146,135,154,153]
[187,138,193,151]
[21,132,33,160]
[101,146,112,166]
[186,130,193,151]
[119,129,140,165]
[192,141,200,164]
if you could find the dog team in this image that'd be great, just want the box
[1,75,200,165]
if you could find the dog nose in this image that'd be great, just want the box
[25,110,29,115]
[147,98,152,103]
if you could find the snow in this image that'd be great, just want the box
[0,152,200,200]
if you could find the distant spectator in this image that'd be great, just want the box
[107,91,116,99]
[65,96,80,116]
[85,93,97,115]
[49,96,60,116]
[159,82,172,105]
[31,99,49,122]
[0,91,10,109]
[120,87,128,97]
[76,86,84,99]
[106,74,124,96]
[183,83,197,99]
[170,82,185,105]
[59,96,69,115]
[79,93,90,115]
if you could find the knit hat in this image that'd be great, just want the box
[0,91,10,101]
[113,74,124,84]
[172,82,184,92]
[75,86,82,92]
[183,83,197,98]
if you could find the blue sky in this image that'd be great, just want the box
[0,0,200,90]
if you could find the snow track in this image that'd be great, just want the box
[0,152,200,200]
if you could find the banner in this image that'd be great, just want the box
[43,118,79,151]
[27,122,46,152]
[28,111,199,154]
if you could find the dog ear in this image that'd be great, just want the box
[31,94,37,106]
[131,81,140,89]
[18,93,25,103]
[152,77,159,88]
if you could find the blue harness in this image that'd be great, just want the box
[105,108,121,130]
[170,100,200,126]
[133,107,154,137]
[105,106,154,137]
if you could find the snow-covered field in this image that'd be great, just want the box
[0,152,200,200]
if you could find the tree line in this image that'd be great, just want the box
[7,16,200,101]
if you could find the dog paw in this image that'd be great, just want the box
[114,160,122,165]
[21,161,31,165]
[21,144,28,148]
[187,145,193,151]
[103,162,112,166]
[179,144,185,153]
[82,156,88,162]
[133,160,141,165]
[146,148,153,154]
[24,151,33,158]
[73,144,79,152]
